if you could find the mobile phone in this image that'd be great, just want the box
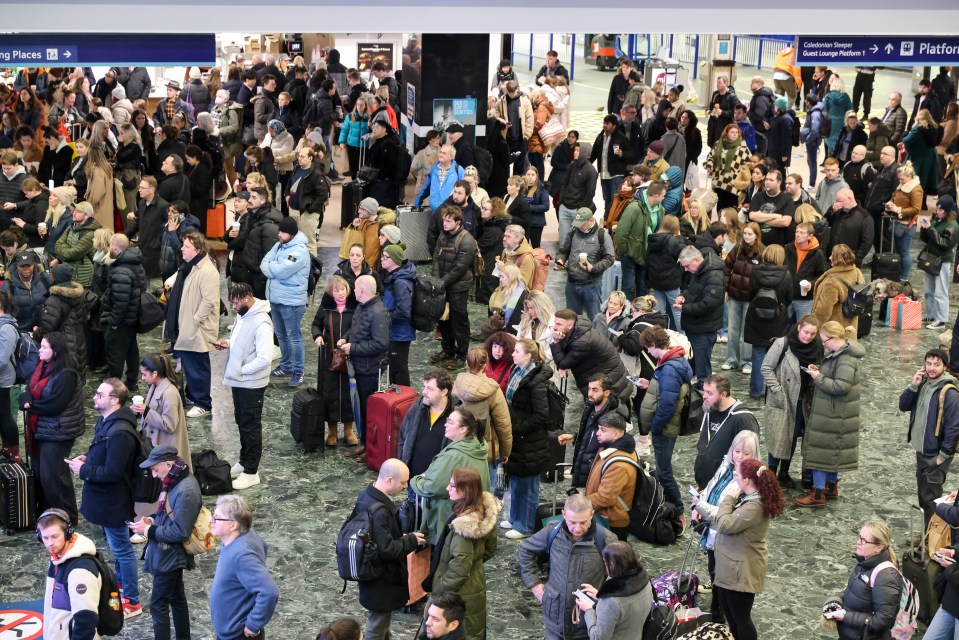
[800,366,811,373]
[935,552,956,564]
[688,485,700,499]
[572,589,595,604]
[824,609,846,619]
[125,520,136,527]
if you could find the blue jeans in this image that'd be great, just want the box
[749,345,767,398]
[811,469,838,490]
[601,176,624,220]
[174,350,211,411]
[805,141,819,187]
[925,262,953,323]
[565,280,602,320]
[687,331,717,384]
[102,525,140,604]
[151,568,190,640]
[557,205,577,250]
[620,255,646,300]
[272,303,306,375]
[789,299,814,322]
[925,607,959,640]
[509,474,541,534]
[652,433,683,511]
[652,288,681,331]
[724,299,751,367]
[893,221,916,281]
[718,302,729,338]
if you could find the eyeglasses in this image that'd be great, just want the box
[93,392,116,399]
[857,535,880,545]
[211,515,233,523]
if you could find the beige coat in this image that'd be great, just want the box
[453,371,512,462]
[84,163,115,231]
[173,255,220,352]
[812,263,864,333]
[140,377,191,471]
[712,493,770,594]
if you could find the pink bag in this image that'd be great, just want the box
[888,295,921,330]
[538,117,565,146]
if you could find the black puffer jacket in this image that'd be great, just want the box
[645,232,686,292]
[36,282,89,366]
[550,317,631,402]
[334,260,383,306]
[743,263,794,348]
[836,548,903,640]
[477,214,510,269]
[101,247,145,327]
[355,483,419,612]
[0,270,49,331]
[346,295,391,376]
[21,366,85,442]
[9,191,48,248]
[680,252,726,334]
[297,166,330,216]
[433,227,478,294]
[242,205,282,296]
[570,395,630,488]
[507,362,553,477]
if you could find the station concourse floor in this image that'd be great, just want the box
[0,64,952,639]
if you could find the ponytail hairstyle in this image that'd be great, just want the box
[738,458,785,518]
[140,352,180,390]
[516,337,545,363]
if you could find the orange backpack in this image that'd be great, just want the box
[519,248,552,292]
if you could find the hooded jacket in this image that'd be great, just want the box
[645,232,686,292]
[865,124,892,168]
[640,347,694,437]
[44,533,101,640]
[586,434,639,527]
[551,316,631,402]
[37,281,89,364]
[261,230,310,306]
[383,259,416,342]
[560,143,598,211]
[409,436,491,543]
[0,267,50,331]
[507,362,553,477]
[55,218,101,287]
[785,237,828,301]
[432,492,500,640]
[454,371,512,463]
[694,400,759,488]
[680,252,726,334]
[583,570,654,640]
[615,189,659,264]
[222,298,274,389]
[661,165,685,215]
[570,394,631,488]
[79,406,139,527]
[101,247,145,327]
[744,263,794,347]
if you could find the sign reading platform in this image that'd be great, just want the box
[797,36,959,66]
[0,34,216,66]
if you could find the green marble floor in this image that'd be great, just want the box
[0,243,951,639]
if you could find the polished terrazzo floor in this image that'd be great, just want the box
[0,240,953,639]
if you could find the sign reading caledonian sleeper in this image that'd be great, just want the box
[797,35,959,65]
[0,34,216,66]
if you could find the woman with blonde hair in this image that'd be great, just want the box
[311,275,358,448]
[462,166,489,208]
[796,319,864,508]
[82,142,114,230]
[822,74,852,155]
[887,162,924,281]
[826,520,903,640]
[503,174,531,233]
[43,184,76,256]
[244,171,273,204]
[680,196,711,245]
[812,244,865,333]
[593,290,631,342]
[487,263,527,337]
[526,87,554,181]
[515,290,555,362]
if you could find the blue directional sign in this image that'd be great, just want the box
[0,34,215,66]
[797,36,959,66]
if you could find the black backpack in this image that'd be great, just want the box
[411,275,446,332]
[546,380,569,435]
[0,317,40,384]
[137,291,165,334]
[602,456,682,545]
[307,253,324,300]
[192,449,234,495]
[117,422,162,504]
[643,598,679,640]
[59,552,124,636]
[790,112,801,148]
[336,503,384,588]
[473,146,493,184]
[818,109,833,140]
[752,286,781,320]
[833,276,871,317]
[395,146,413,183]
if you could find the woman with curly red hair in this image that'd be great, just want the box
[711,457,785,640]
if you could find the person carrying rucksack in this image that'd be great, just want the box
[584,412,638,542]
[39,508,108,639]
[743,245,795,399]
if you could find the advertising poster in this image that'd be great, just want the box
[357,42,393,72]
[432,98,477,144]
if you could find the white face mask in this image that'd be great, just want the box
[215,96,225,106]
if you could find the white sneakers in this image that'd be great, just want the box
[505,529,528,540]
[500,520,513,530]
[186,406,209,418]
[130,534,147,544]
[232,472,260,490]
[742,364,753,375]
[230,462,244,479]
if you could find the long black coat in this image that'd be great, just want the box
[743,263,794,348]
[36,282,89,366]
[356,484,418,612]
[311,294,357,423]
[126,196,169,278]
[550,317,631,402]
[506,363,553,477]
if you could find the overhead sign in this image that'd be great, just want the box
[0,34,215,66]
[797,35,959,65]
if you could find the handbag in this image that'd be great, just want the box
[356,166,379,182]
[538,117,565,146]
[332,144,350,175]
[927,513,959,560]
[338,226,366,260]
[328,317,348,372]
[917,248,943,276]
[480,310,505,337]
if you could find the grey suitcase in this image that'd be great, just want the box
[397,206,434,263]
[601,260,623,300]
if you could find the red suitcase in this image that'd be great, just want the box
[365,384,417,471]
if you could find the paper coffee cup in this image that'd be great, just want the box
[231,221,240,230]
[800,279,811,294]
[578,252,588,264]
[132,395,144,406]
[37,222,47,231]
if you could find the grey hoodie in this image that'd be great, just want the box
[222,298,274,389]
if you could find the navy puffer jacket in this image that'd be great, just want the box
[0,269,50,331]
[21,366,85,442]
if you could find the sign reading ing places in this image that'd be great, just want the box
[0,34,216,66]
[797,35,959,65]
[0,46,76,65]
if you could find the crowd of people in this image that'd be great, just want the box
[5,55,959,640]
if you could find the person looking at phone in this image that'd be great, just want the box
[899,347,959,525]
[822,520,902,639]
[927,490,959,636]
[574,541,653,638]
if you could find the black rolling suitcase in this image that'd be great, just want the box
[0,450,35,534]
[542,378,569,483]
[290,387,325,453]
[871,216,902,282]
[534,462,573,532]
[340,180,369,229]
[857,297,874,339]
[902,505,942,623]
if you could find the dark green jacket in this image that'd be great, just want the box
[920,215,959,264]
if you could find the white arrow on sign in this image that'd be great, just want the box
[64,50,71,59]
[870,45,878,53]
[885,43,894,53]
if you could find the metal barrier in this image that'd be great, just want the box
[732,36,794,70]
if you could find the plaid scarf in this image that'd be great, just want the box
[505,362,535,403]
[157,457,188,514]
